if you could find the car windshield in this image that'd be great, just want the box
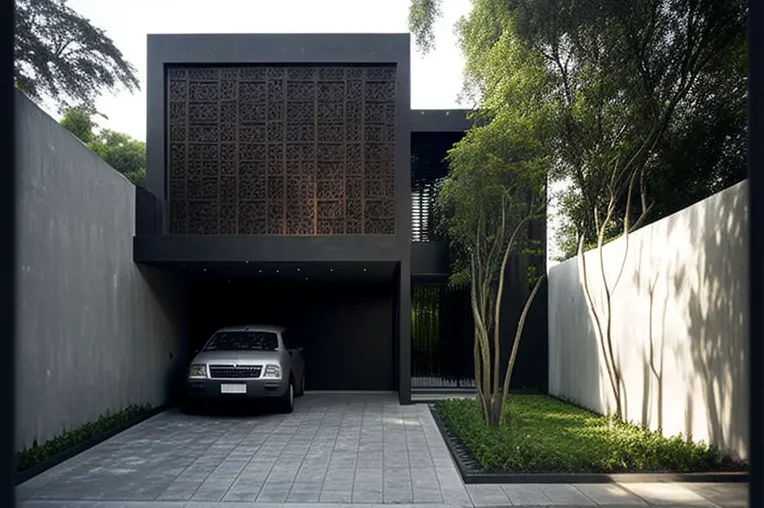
[203,331,279,351]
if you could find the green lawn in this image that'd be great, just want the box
[437,395,746,473]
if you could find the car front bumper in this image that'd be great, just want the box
[185,377,289,400]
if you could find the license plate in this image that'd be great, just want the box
[220,384,247,394]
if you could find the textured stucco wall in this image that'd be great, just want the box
[548,181,749,460]
[14,92,186,451]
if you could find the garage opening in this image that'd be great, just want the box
[188,276,396,391]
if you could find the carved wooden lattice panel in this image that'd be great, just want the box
[166,65,397,235]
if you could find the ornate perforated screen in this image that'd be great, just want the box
[166,66,397,235]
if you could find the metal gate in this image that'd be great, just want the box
[411,282,475,389]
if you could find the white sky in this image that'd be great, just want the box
[62,0,472,141]
[57,0,562,266]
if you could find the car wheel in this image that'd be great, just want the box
[297,371,306,397]
[278,379,295,414]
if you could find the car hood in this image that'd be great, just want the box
[191,350,282,364]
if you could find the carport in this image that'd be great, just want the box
[185,262,397,391]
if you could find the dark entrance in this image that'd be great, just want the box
[410,281,475,389]
[188,278,395,391]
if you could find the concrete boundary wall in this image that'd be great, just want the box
[548,181,749,460]
[14,92,186,451]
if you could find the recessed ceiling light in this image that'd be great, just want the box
[258,269,262,273]
[363,268,367,272]
[305,277,308,280]
[203,268,206,272]
[297,268,300,272]
[276,269,279,273]
[245,260,249,264]
[330,268,333,272]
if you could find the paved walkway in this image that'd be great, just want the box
[16,393,747,507]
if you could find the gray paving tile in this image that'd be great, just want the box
[622,482,722,507]
[574,483,648,506]
[467,484,512,507]
[681,482,748,508]
[539,483,596,505]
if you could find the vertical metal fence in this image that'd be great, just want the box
[411,282,475,389]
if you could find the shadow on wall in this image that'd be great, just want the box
[675,183,747,458]
[631,182,748,459]
[547,252,605,413]
[549,181,748,460]
[137,264,189,404]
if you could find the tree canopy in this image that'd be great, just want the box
[412,0,747,259]
[60,108,146,187]
[437,107,549,426]
[15,0,139,114]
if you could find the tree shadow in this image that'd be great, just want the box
[551,181,748,461]
[631,181,748,460]
[680,181,748,460]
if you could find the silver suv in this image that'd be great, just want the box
[183,325,306,413]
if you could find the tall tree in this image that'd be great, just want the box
[411,0,747,419]
[59,108,146,187]
[438,107,550,427]
[58,106,96,144]
[14,0,139,114]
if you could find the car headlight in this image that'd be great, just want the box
[263,364,281,379]
[188,364,207,379]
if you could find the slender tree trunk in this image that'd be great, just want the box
[499,274,546,424]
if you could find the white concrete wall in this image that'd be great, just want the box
[14,92,186,451]
[548,180,749,460]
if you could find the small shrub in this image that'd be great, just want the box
[16,403,152,472]
[437,395,747,473]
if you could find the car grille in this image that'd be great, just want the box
[209,365,262,379]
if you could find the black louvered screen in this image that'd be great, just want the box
[411,282,475,388]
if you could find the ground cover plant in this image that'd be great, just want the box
[16,403,152,472]
[437,395,746,473]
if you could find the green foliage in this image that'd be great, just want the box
[14,0,139,114]
[16,404,152,472]
[411,0,747,260]
[91,130,147,178]
[408,0,442,54]
[59,108,146,187]
[58,106,96,144]
[438,111,550,287]
[438,396,745,473]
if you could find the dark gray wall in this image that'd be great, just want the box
[188,279,394,391]
[14,92,187,451]
[144,33,413,402]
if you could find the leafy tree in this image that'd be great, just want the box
[58,106,96,144]
[59,108,146,187]
[411,0,746,419]
[14,0,139,114]
[437,107,550,427]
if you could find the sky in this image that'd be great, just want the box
[58,0,563,265]
[62,0,471,141]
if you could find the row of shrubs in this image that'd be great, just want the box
[16,403,153,472]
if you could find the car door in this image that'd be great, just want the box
[281,329,305,384]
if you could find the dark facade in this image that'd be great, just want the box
[134,33,547,404]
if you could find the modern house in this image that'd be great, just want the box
[132,33,547,404]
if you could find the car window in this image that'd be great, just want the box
[203,331,279,352]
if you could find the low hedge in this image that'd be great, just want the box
[437,395,747,473]
[16,403,152,472]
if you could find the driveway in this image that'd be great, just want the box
[16,393,747,507]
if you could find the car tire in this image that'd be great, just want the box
[297,371,306,397]
[278,379,295,414]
